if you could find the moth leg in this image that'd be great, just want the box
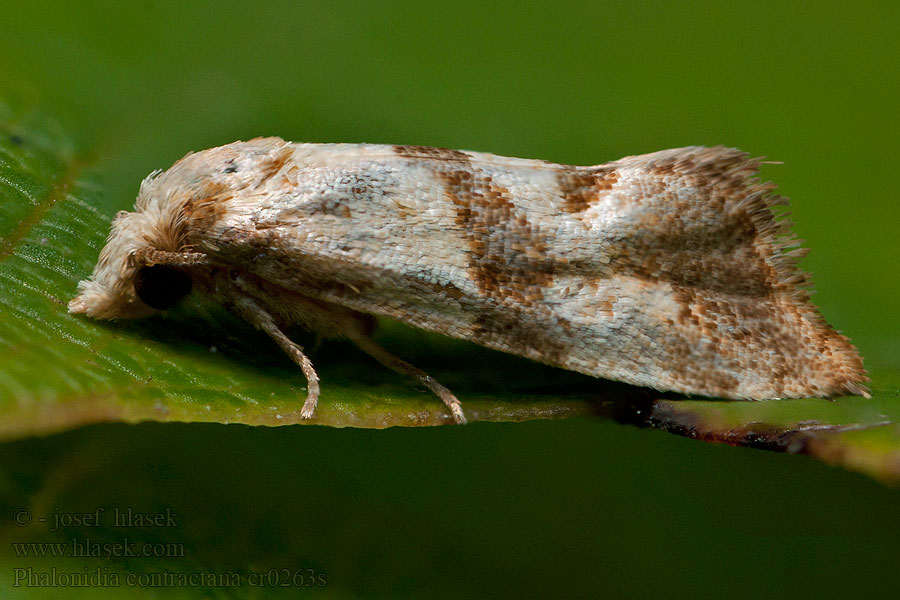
[226,274,465,423]
[130,248,211,268]
[346,332,467,424]
[228,293,321,420]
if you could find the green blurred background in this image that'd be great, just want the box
[1,1,899,598]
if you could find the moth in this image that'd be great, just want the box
[69,138,869,424]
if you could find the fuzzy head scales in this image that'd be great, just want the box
[68,137,291,318]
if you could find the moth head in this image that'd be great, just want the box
[68,207,192,320]
[69,137,291,319]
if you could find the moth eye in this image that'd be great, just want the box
[134,265,192,310]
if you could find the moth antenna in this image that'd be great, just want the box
[130,249,211,268]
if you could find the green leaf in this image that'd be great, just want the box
[617,392,900,485]
[3,3,900,597]
[3,104,900,488]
